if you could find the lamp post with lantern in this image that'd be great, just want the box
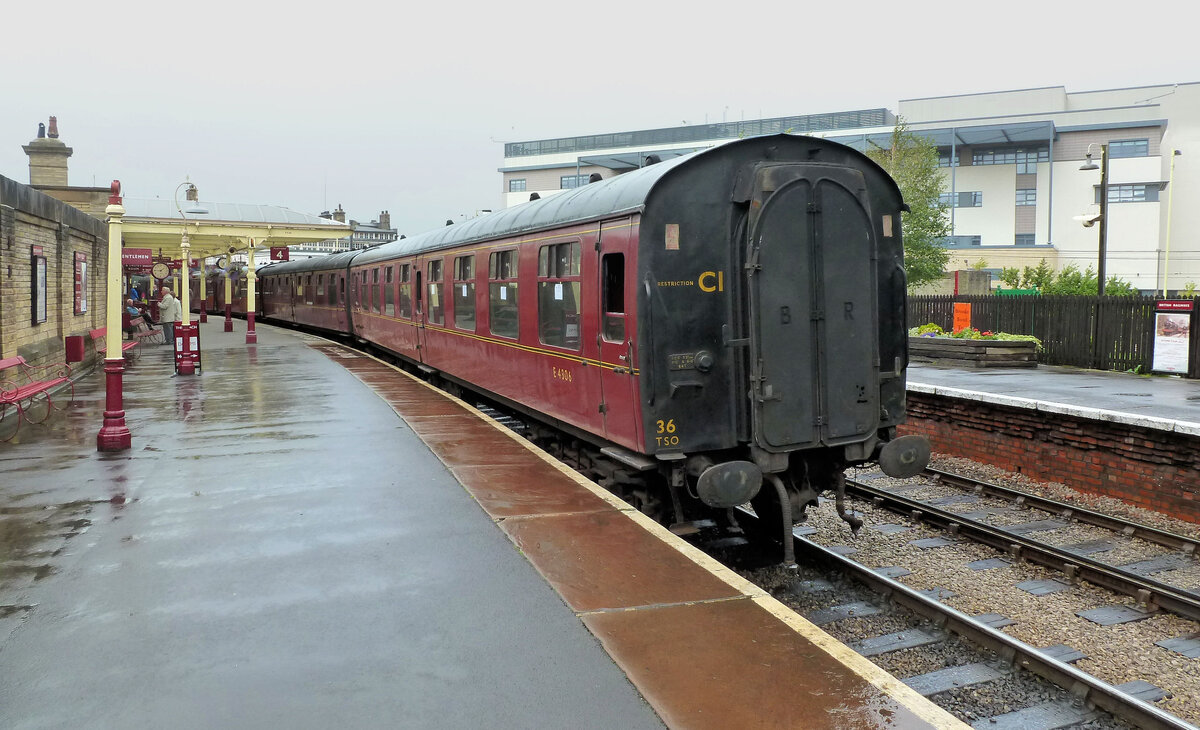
[1079,144,1109,297]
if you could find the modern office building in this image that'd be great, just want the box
[499,83,1199,293]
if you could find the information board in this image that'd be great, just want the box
[1152,300,1193,374]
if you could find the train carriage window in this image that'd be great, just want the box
[428,260,444,324]
[329,275,338,306]
[488,249,519,339]
[317,274,325,298]
[371,268,381,314]
[398,264,412,318]
[305,275,313,305]
[350,273,358,307]
[601,253,626,342]
[453,255,476,331]
[361,271,368,309]
[338,275,345,304]
[538,241,581,349]
[384,266,395,316]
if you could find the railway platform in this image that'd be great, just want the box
[0,322,962,730]
[909,361,1200,426]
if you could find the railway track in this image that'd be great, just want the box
[844,475,1200,623]
[728,506,1197,730]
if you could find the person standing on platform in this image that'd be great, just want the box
[158,287,182,346]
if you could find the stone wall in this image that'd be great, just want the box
[899,389,1200,524]
[1,174,109,369]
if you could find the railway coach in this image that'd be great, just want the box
[259,135,930,561]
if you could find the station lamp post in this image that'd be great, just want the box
[1079,144,1109,297]
[175,181,207,375]
[1163,150,1182,296]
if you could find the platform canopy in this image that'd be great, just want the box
[117,198,352,261]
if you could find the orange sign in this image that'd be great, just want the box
[953,302,972,332]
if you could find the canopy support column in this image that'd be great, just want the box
[98,181,131,451]
[224,267,234,332]
[246,238,258,344]
[199,262,208,322]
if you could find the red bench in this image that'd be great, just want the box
[0,356,74,441]
[129,317,164,345]
[89,327,139,358]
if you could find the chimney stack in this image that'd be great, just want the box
[379,210,391,230]
[23,116,73,187]
[332,204,346,223]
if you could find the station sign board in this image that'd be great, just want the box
[1152,300,1194,375]
[122,248,153,267]
[270,246,290,261]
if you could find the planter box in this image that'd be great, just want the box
[908,336,1038,368]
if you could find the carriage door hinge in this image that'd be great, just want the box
[750,360,782,403]
[598,402,608,414]
[745,244,761,274]
[813,415,826,426]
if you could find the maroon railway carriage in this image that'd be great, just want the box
[258,135,928,561]
[188,267,251,319]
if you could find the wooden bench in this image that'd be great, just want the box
[129,317,165,346]
[90,327,139,359]
[0,356,74,441]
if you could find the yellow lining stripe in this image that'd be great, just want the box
[268,304,639,375]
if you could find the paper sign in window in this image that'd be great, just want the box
[665,224,680,250]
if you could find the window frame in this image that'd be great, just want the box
[537,241,582,350]
[427,259,444,325]
[452,254,476,331]
[1108,139,1149,159]
[488,249,519,339]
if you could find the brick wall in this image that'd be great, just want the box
[1,174,109,370]
[899,390,1200,524]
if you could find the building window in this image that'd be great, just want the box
[939,191,983,208]
[538,242,581,349]
[560,175,590,190]
[509,179,526,193]
[938,152,959,168]
[972,146,1048,173]
[1015,189,1037,206]
[1096,184,1160,203]
[939,235,982,247]
[489,249,519,339]
[453,255,475,331]
[428,260,444,324]
[1015,234,1036,246]
[1108,139,1149,159]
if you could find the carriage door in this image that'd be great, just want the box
[748,165,880,450]
[598,219,640,450]
[414,265,427,363]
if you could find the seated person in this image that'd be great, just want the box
[124,299,141,334]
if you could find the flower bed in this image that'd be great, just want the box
[908,324,1040,368]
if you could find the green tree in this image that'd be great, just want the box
[865,120,950,289]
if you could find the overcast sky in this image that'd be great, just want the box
[3,0,1195,235]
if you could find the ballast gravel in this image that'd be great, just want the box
[761,454,1200,725]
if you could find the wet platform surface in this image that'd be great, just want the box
[1,322,961,729]
[909,361,1200,426]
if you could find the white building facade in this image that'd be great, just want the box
[499,83,1199,294]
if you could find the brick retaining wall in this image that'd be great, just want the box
[899,390,1200,524]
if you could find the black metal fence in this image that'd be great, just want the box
[907,295,1199,376]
